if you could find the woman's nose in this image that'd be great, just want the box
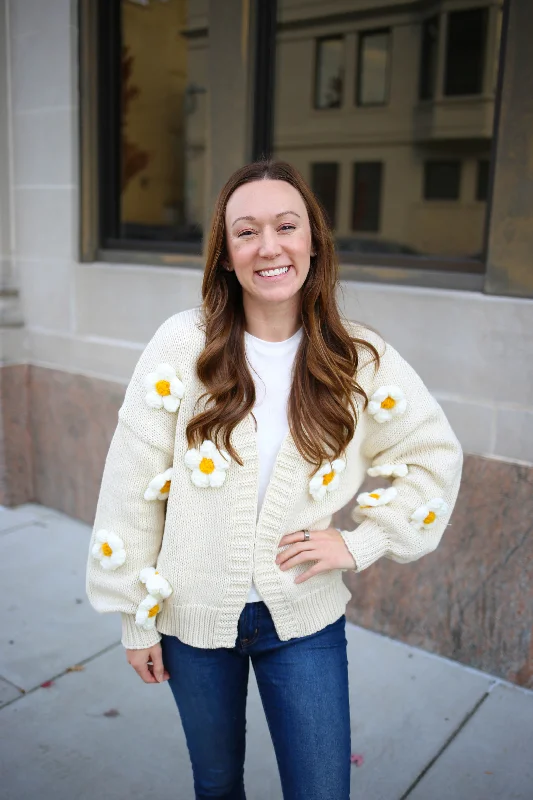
[258,229,281,258]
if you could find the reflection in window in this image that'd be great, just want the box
[476,160,490,201]
[314,37,344,109]
[272,0,503,264]
[352,163,383,231]
[419,16,439,100]
[120,0,205,244]
[357,30,390,106]
[424,161,461,200]
[311,163,339,228]
[445,8,488,96]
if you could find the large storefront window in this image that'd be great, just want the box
[273,1,505,271]
[97,0,207,252]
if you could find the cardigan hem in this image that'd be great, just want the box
[156,580,352,649]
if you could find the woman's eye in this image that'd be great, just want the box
[279,224,296,232]
[237,230,255,238]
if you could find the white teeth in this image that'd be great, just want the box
[257,266,290,277]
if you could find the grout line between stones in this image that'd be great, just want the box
[398,691,491,800]
[0,640,122,711]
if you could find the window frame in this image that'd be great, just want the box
[444,6,489,98]
[81,0,533,297]
[352,161,383,232]
[313,35,345,110]
[311,162,339,228]
[356,27,391,107]
[423,160,462,201]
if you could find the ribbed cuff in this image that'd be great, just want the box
[121,613,162,650]
[339,520,390,573]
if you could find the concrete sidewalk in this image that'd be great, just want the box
[0,503,531,800]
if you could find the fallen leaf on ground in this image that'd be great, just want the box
[40,680,54,688]
[103,708,120,717]
[66,664,85,672]
[350,754,364,767]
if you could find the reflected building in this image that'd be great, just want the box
[272,0,503,259]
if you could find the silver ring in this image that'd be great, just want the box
[303,529,310,541]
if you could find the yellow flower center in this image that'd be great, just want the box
[381,396,396,410]
[199,457,215,474]
[160,480,171,494]
[322,470,335,486]
[155,379,171,397]
[424,511,436,525]
[361,492,380,509]
[148,604,160,618]
[101,542,113,557]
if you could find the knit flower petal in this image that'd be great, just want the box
[91,529,126,571]
[144,363,185,413]
[139,567,173,600]
[368,385,407,423]
[144,468,173,501]
[356,486,398,509]
[309,458,346,501]
[367,463,409,478]
[185,439,232,488]
[135,594,162,631]
[410,498,449,531]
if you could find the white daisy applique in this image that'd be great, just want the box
[367,463,409,478]
[144,363,185,413]
[309,458,346,501]
[135,594,162,631]
[356,486,398,509]
[144,468,173,501]
[91,529,126,571]
[410,498,448,531]
[184,439,232,488]
[139,567,173,600]
[368,385,407,423]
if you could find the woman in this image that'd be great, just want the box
[86,160,463,799]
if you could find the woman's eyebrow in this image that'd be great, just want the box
[230,210,301,227]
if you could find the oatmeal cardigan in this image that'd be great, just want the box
[86,306,463,650]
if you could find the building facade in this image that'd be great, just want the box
[0,0,532,687]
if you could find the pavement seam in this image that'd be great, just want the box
[0,520,47,536]
[0,640,122,711]
[398,687,494,799]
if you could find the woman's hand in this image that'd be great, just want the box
[275,527,356,583]
[126,643,170,683]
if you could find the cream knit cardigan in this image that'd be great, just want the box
[86,306,463,650]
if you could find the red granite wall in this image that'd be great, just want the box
[0,364,33,506]
[334,458,533,689]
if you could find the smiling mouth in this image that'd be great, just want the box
[255,265,292,278]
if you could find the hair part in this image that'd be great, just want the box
[186,159,381,477]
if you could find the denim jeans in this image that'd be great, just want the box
[161,600,351,800]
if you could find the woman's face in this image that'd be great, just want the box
[224,179,313,307]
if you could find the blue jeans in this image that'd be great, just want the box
[161,601,351,800]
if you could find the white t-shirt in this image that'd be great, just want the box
[243,325,303,603]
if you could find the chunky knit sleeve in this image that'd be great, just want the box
[85,318,183,649]
[339,338,463,573]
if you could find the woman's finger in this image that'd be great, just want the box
[149,646,167,682]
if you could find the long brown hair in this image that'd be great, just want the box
[186,160,381,477]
